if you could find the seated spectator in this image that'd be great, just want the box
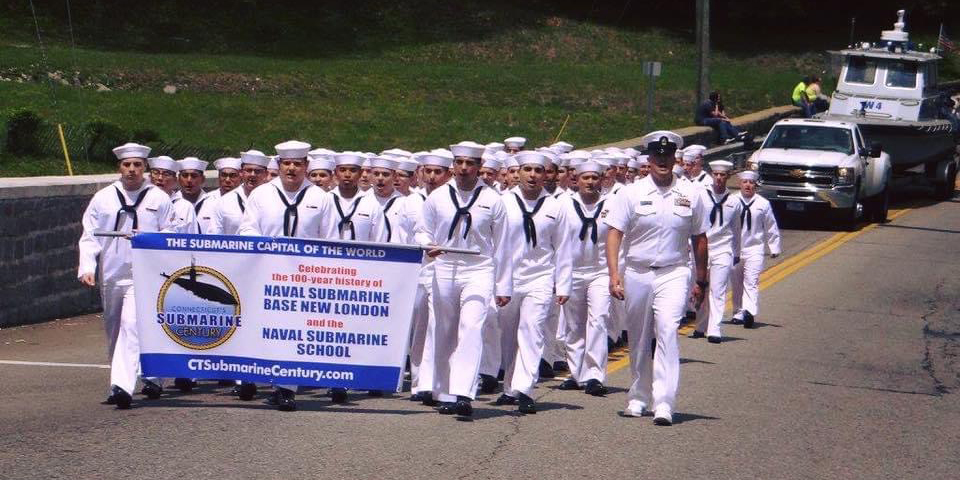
[695,91,746,145]
[805,76,830,114]
[792,76,814,117]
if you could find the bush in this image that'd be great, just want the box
[83,120,129,164]
[4,109,44,156]
[132,128,161,144]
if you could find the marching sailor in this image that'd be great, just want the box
[604,131,709,426]
[78,143,175,409]
[148,156,196,233]
[504,136,526,154]
[172,157,210,237]
[209,150,270,236]
[237,140,338,411]
[730,170,781,328]
[690,160,742,343]
[415,141,514,417]
[393,157,420,197]
[681,145,711,188]
[497,151,572,413]
[193,157,241,236]
[557,160,612,395]
[307,152,336,191]
[479,153,503,190]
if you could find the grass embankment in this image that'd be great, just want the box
[0,2,841,176]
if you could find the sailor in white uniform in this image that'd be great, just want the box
[556,160,613,396]
[415,141,514,418]
[476,151,506,392]
[369,157,409,244]
[78,143,175,409]
[496,151,572,414]
[730,170,781,328]
[691,160,742,343]
[209,150,270,236]
[307,154,336,191]
[192,157,240,237]
[148,156,196,234]
[504,136,526,154]
[536,149,569,378]
[237,140,338,411]
[407,154,453,405]
[479,153,503,191]
[604,131,709,426]
[171,157,210,238]
[681,145,711,188]
[393,157,419,197]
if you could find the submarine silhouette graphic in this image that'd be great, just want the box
[161,258,238,306]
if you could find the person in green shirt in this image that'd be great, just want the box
[791,76,813,117]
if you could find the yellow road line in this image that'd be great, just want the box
[606,207,912,375]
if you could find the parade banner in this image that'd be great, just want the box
[130,232,422,391]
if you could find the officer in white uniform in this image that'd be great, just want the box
[237,140,338,411]
[691,160,742,343]
[407,154,453,405]
[78,143,175,409]
[557,161,612,395]
[209,150,271,236]
[149,156,196,234]
[731,170,781,328]
[497,151,572,414]
[604,131,709,426]
[415,141,514,418]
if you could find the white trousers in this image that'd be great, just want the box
[607,267,626,340]
[409,282,436,393]
[500,276,555,397]
[103,282,159,395]
[695,251,734,337]
[623,265,690,415]
[431,267,494,401]
[732,251,765,317]
[478,299,501,377]
[542,301,564,364]
[561,271,610,384]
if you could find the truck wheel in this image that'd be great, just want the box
[837,189,860,231]
[934,163,956,201]
[870,186,890,223]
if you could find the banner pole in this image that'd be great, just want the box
[57,123,74,176]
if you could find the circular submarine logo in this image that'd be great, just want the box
[156,258,242,350]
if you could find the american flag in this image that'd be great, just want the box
[938,25,955,53]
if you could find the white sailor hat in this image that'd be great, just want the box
[558,154,571,168]
[240,149,270,167]
[361,157,373,168]
[624,147,639,158]
[550,141,574,153]
[613,154,631,166]
[504,156,520,169]
[430,148,454,160]
[148,156,179,172]
[369,156,399,171]
[396,158,419,173]
[481,153,503,170]
[449,141,485,159]
[380,148,412,157]
[627,159,642,170]
[642,130,683,155]
[604,147,624,155]
[214,157,242,171]
[593,156,614,167]
[309,157,336,172]
[267,155,279,170]
[635,155,649,165]
[672,164,685,176]
[708,159,734,173]
[178,157,208,172]
[739,170,759,181]
[541,151,559,167]
[515,151,547,167]
[419,154,453,168]
[112,142,151,160]
[275,140,311,159]
[575,161,604,175]
[566,150,592,168]
[334,152,366,166]
[504,136,527,148]
[484,142,505,154]
[308,147,337,159]
[682,145,707,163]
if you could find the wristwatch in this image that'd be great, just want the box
[696,280,709,289]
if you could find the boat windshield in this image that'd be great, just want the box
[764,125,854,154]
[885,60,918,88]
[845,57,878,85]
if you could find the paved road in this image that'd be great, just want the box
[0,188,957,480]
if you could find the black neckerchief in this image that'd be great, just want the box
[193,197,207,234]
[572,197,605,243]
[275,186,309,236]
[333,193,361,240]
[697,172,707,182]
[708,190,729,227]
[513,193,547,247]
[382,196,400,242]
[740,197,755,232]
[447,185,483,240]
[237,194,245,213]
[113,186,150,231]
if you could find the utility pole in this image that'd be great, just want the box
[696,0,710,107]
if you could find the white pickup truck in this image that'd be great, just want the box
[745,118,892,230]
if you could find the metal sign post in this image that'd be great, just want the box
[643,61,662,132]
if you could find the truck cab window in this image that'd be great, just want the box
[845,57,877,85]
[885,61,917,88]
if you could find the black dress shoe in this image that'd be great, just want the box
[104,392,117,405]
[238,382,257,401]
[478,374,499,394]
[517,393,536,414]
[584,379,608,397]
[277,388,297,412]
[367,390,383,397]
[437,402,457,415]
[410,391,428,402]
[113,387,132,410]
[557,378,580,390]
[495,394,517,405]
[552,361,569,373]
[707,336,722,344]
[653,416,673,426]
[685,310,696,320]
[743,311,755,329]
[454,396,473,417]
[607,337,616,352]
[140,380,163,399]
[689,330,705,339]
[330,387,348,403]
[410,391,437,406]
[173,378,196,393]
[538,359,555,379]
[266,389,280,405]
